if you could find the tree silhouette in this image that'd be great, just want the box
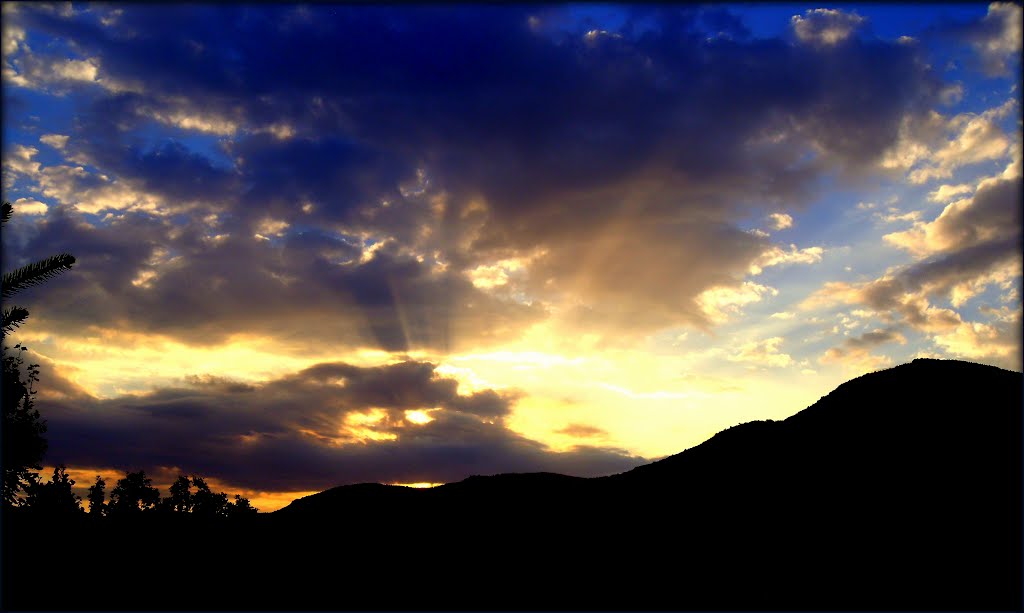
[2,344,46,506]
[87,475,106,516]
[191,476,229,517]
[109,471,160,515]
[1,201,75,506]
[24,465,83,515]
[1,202,76,338]
[227,494,258,517]
[165,475,193,513]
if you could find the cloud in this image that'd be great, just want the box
[805,240,1020,318]
[885,169,1021,256]
[890,99,1017,185]
[33,165,164,214]
[955,2,1023,76]
[928,183,972,202]
[139,105,239,136]
[9,197,47,215]
[3,144,41,188]
[39,134,70,150]
[938,82,964,106]
[1,4,952,343]
[931,310,1022,371]
[808,150,1021,332]
[875,209,922,224]
[36,360,645,492]
[2,13,25,56]
[728,337,794,368]
[845,327,907,349]
[791,9,866,46]
[767,212,793,231]
[556,423,608,439]
[804,152,1021,371]
[2,3,1018,498]
[820,327,906,372]
[3,46,102,91]
[696,282,778,325]
[7,206,543,353]
[820,345,893,372]
[748,244,824,275]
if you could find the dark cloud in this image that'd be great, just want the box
[863,175,1022,314]
[556,423,608,438]
[822,327,906,366]
[36,360,643,492]
[935,2,1022,76]
[917,176,1021,253]
[6,206,542,352]
[844,328,906,349]
[4,4,949,340]
[292,360,513,416]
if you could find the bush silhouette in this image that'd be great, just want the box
[1,201,75,507]
[2,344,46,507]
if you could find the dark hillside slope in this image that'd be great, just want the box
[589,358,1022,609]
[268,359,1021,610]
[4,359,1019,611]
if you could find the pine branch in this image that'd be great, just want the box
[2,254,77,299]
[1,202,12,226]
[1,306,30,337]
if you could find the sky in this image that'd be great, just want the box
[2,2,1021,512]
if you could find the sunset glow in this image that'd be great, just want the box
[2,3,1020,512]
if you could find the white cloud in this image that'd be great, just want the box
[875,209,921,224]
[2,20,24,56]
[791,9,865,46]
[971,2,1023,76]
[36,165,164,214]
[255,218,290,237]
[931,314,1021,370]
[3,144,41,186]
[885,168,1020,257]
[3,45,104,92]
[39,134,69,150]
[928,183,972,202]
[141,107,239,136]
[728,337,794,368]
[696,282,778,324]
[906,99,1016,184]
[947,258,1021,307]
[10,197,47,215]
[53,58,99,82]
[767,212,793,231]
[749,244,824,275]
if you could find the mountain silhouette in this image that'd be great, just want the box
[4,359,1020,610]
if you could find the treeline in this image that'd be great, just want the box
[17,465,259,517]
[3,201,257,520]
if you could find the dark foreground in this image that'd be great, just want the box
[4,359,1021,610]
